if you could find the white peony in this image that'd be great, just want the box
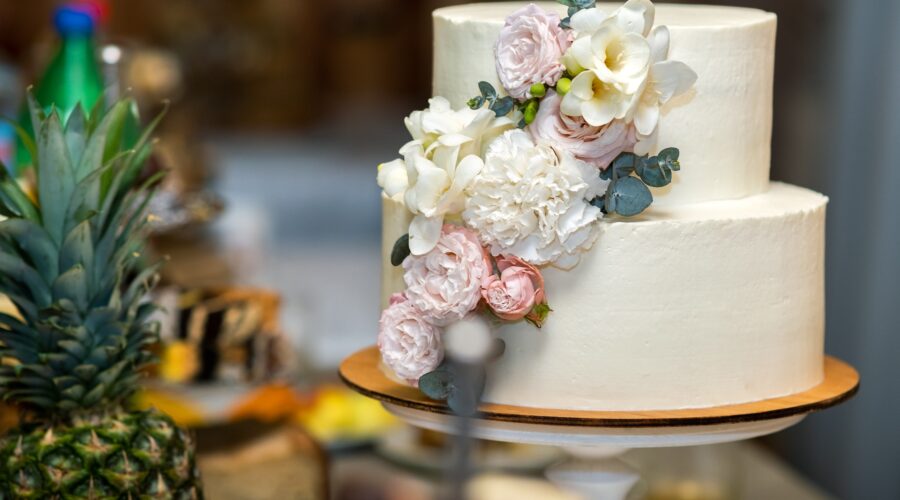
[403,224,491,327]
[463,130,609,269]
[377,97,517,255]
[378,295,443,385]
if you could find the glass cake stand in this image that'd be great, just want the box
[340,347,858,500]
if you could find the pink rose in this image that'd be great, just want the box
[530,91,637,170]
[378,300,443,385]
[403,225,491,326]
[495,4,572,100]
[482,255,547,323]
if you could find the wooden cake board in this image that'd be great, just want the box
[340,346,859,499]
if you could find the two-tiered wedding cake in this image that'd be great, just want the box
[377,1,827,411]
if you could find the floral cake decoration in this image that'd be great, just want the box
[377,0,696,411]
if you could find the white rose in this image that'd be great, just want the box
[377,97,517,255]
[463,130,608,269]
[378,295,443,385]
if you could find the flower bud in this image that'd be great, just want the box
[556,77,572,95]
[529,82,546,98]
[523,100,539,125]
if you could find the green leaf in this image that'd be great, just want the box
[478,81,497,100]
[418,368,454,401]
[391,233,411,266]
[635,155,673,187]
[59,221,94,282]
[0,166,40,222]
[0,252,52,308]
[52,265,88,311]
[37,111,77,245]
[606,176,653,217]
[77,99,129,183]
[525,303,552,328]
[65,104,88,166]
[0,219,59,285]
[658,147,680,170]
[491,96,515,117]
[601,152,637,181]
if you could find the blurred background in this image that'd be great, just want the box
[0,0,896,499]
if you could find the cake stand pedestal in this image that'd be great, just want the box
[340,347,858,500]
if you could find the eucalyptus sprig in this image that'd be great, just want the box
[558,0,597,29]
[468,81,516,117]
[418,339,505,415]
[592,148,681,217]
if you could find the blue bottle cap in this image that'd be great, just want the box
[54,5,95,37]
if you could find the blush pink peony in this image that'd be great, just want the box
[403,224,492,327]
[530,90,637,170]
[482,256,547,323]
[495,4,572,100]
[377,296,443,385]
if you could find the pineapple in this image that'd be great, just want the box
[0,96,202,499]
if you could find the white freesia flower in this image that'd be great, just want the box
[463,130,608,269]
[377,97,517,255]
[559,0,656,126]
[632,26,698,153]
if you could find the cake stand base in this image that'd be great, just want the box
[340,347,858,500]
[385,403,805,500]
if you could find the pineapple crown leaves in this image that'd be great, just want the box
[0,94,167,419]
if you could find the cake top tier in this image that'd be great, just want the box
[433,2,777,207]
[435,2,773,29]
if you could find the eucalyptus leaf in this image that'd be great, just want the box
[635,155,673,187]
[390,233,411,266]
[606,176,653,217]
[601,152,637,181]
[478,81,497,100]
[491,96,515,117]
[658,147,680,170]
[418,368,454,401]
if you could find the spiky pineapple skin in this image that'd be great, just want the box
[0,409,202,500]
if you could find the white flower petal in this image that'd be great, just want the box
[570,7,610,34]
[569,36,596,72]
[560,92,584,117]
[377,159,408,199]
[438,133,474,148]
[439,154,483,213]
[651,60,698,102]
[410,156,450,214]
[581,97,618,127]
[633,101,660,136]
[615,33,652,79]
[569,71,596,100]
[408,214,443,255]
[648,25,670,63]
[616,0,655,36]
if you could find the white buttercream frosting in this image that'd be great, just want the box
[384,183,827,410]
[433,2,777,207]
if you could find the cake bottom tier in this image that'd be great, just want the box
[482,182,827,411]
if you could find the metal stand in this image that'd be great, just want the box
[385,403,804,500]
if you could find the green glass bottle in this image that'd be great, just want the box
[15,5,104,172]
